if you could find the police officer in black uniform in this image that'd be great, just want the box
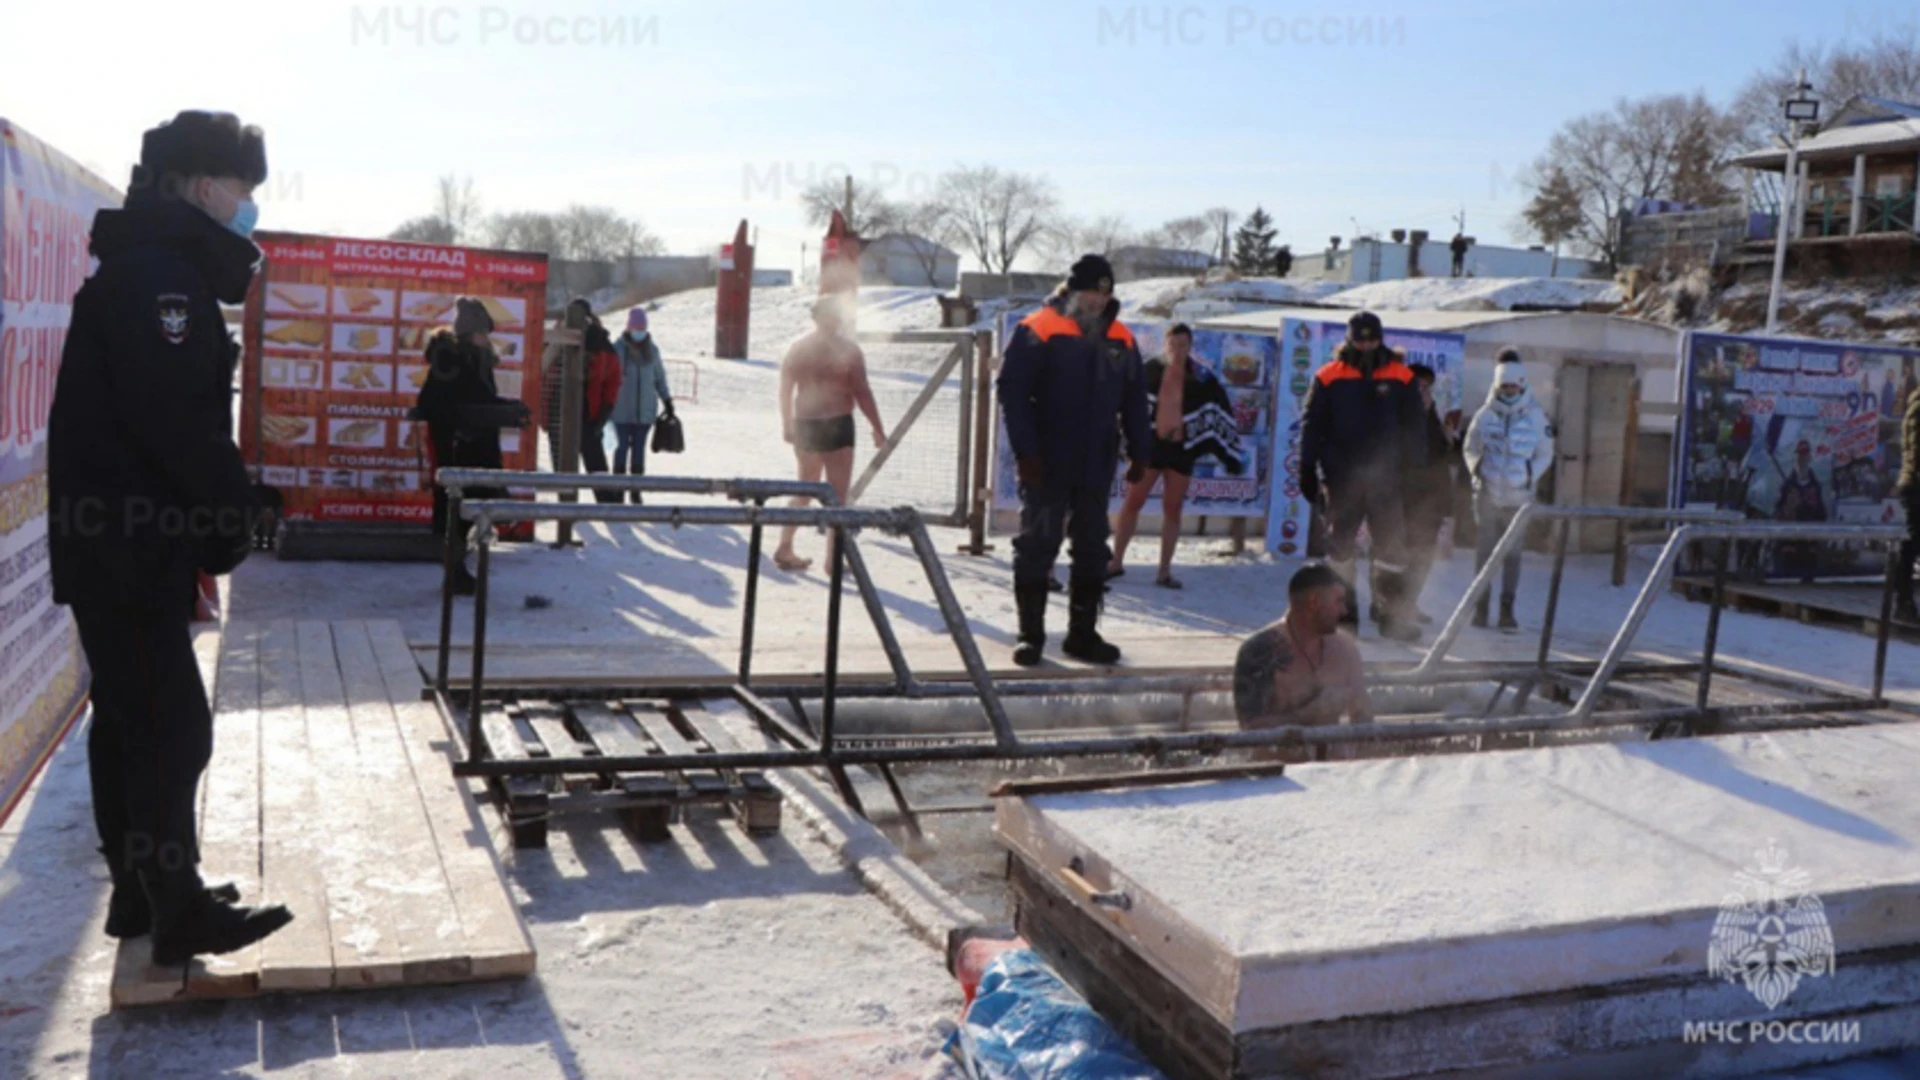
[997,254,1150,667]
[48,111,292,964]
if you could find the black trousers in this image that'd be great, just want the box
[73,603,211,878]
[1323,469,1409,570]
[1012,482,1111,587]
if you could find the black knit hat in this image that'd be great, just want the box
[453,298,494,338]
[133,111,267,199]
[1066,254,1115,293]
[1348,310,1383,340]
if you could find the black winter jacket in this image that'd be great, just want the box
[997,296,1151,492]
[48,196,257,613]
[1299,342,1428,492]
[416,331,512,470]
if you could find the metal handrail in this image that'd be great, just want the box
[1416,505,1744,676]
[1566,521,1907,721]
[437,467,836,503]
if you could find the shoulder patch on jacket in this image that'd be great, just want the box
[1020,307,1080,342]
[156,293,191,345]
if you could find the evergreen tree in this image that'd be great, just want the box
[1232,206,1278,274]
[1523,167,1585,276]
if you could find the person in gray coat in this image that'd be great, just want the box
[610,307,674,503]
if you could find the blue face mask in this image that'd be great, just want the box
[628,330,648,342]
[224,198,259,239]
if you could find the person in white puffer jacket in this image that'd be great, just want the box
[1463,349,1556,630]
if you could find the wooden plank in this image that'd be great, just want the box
[255,619,336,991]
[295,620,406,987]
[185,622,264,998]
[990,762,1290,800]
[633,705,727,796]
[573,701,680,841]
[568,703,680,800]
[364,620,535,980]
[521,703,597,794]
[330,621,473,985]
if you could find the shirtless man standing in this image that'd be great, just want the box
[773,295,886,571]
[1233,563,1372,743]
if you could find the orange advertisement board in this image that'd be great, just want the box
[239,232,547,524]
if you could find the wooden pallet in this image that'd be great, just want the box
[111,619,535,1007]
[1672,577,1920,644]
[474,698,782,849]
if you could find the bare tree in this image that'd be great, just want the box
[434,175,482,243]
[934,165,1059,274]
[796,176,900,237]
[389,215,457,244]
[486,211,566,255]
[1039,213,1133,267]
[1523,92,1741,268]
[559,204,665,260]
[1732,27,1920,150]
[1159,214,1214,254]
[895,200,954,285]
[1203,207,1237,263]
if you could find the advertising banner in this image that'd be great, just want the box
[240,232,547,525]
[990,311,1275,518]
[0,120,118,827]
[1675,331,1914,576]
[1264,317,1467,555]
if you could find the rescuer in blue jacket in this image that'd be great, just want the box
[996,254,1151,667]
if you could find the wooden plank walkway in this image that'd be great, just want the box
[1673,578,1920,644]
[110,619,535,1008]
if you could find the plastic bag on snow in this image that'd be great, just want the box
[943,948,1164,1079]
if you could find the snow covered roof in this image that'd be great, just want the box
[1732,95,1920,168]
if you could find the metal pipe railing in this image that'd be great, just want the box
[1415,504,1744,677]
[437,467,838,505]
[1566,521,1907,721]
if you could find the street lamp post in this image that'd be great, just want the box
[1765,70,1821,335]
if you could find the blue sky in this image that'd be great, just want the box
[0,0,1896,271]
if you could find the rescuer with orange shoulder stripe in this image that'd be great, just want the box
[1297,310,1430,643]
[996,254,1151,667]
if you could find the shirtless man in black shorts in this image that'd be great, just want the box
[1233,563,1371,758]
[773,295,886,571]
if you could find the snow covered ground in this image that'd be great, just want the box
[1322,275,1625,312]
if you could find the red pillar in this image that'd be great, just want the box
[715,218,754,359]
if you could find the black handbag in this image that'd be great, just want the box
[651,411,685,454]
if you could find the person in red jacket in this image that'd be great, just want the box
[580,312,621,503]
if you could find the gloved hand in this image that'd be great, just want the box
[1125,459,1146,485]
[1298,469,1320,505]
[1016,456,1046,490]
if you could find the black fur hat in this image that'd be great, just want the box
[132,111,267,199]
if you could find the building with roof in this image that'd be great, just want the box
[1108,245,1215,282]
[1291,235,1603,283]
[858,233,960,289]
[1725,95,1920,261]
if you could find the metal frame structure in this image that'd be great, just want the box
[845,329,983,528]
[430,473,1912,813]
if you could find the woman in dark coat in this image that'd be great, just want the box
[416,297,517,593]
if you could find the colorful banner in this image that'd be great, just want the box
[990,312,1278,519]
[240,232,548,524]
[1675,331,1915,576]
[1264,317,1467,555]
[0,120,118,827]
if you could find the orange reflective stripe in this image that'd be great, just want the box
[1315,361,1361,384]
[1106,320,1136,348]
[1376,361,1415,384]
[1020,307,1081,342]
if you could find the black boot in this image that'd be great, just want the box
[1012,582,1048,667]
[1472,595,1490,629]
[450,563,478,597]
[1061,579,1122,665]
[101,847,239,939]
[145,869,293,967]
[1372,570,1421,644]
[1498,597,1520,632]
